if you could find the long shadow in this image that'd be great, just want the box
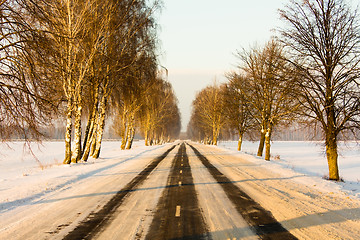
[188,143,298,240]
[281,207,360,229]
[62,144,177,240]
[0,145,164,213]
[35,174,304,205]
[170,206,360,240]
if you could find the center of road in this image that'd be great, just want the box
[145,143,210,240]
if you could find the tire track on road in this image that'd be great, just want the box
[145,143,210,240]
[62,144,177,240]
[188,143,297,240]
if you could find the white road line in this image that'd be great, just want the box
[179,181,182,186]
[175,205,181,217]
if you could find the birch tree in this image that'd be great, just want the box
[15,0,110,163]
[140,77,180,145]
[190,84,226,145]
[14,0,162,162]
[279,0,360,180]
[0,0,58,141]
[112,62,148,150]
[86,0,161,158]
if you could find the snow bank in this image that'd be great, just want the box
[218,141,360,199]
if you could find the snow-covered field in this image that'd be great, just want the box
[218,140,360,199]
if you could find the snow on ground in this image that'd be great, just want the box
[218,140,360,199]
[0,140,163,212]
[1,140,360,239]
[1,140,359,214]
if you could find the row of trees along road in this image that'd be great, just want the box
[0,0,181,164]
[188,0,360,181]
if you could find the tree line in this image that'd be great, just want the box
[188,0,360,181]
[0,0,180,163]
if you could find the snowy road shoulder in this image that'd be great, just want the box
[218,141,360,200]
[0,141,175,239]
[192,142,360,239]
[0,141,166,213]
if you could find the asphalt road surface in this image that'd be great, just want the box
[63,142,296,240]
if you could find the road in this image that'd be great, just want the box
[1,141,360,239]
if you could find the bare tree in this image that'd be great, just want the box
[16,0,111,163]
[112,60,149,150]
[14,0,162,162]
[87,0,162,158]
[0,0,58,141]
[236,40,300,160]
[223,74,256,151]
[139,77,180,145]
[279,0,360,180]
[189,84,226,145]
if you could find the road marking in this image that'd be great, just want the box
[179,181,182,186]
[180,170,182,174]
[181,163,183,166]
[175,205,181,217]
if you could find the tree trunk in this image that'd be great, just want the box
[264,126,272,161]
[257,127,265,157]
[82,114,93,153]
[237,134,243,151]
[120,114,128,150]
[81,112,96,162]
[82,87,98,157]
[144,117,150,146]
[81,132,93,162]
[126,127,135,149]
[326,134,339,180]
[92,96,107,159]
[212,135,218,145]
[90,120,98,157]
[145,131,149,146]
[72,103,82,163]
[325,108,339,180]
[212,124,219,146]
[63,100,72,164]
[126,115,135,149]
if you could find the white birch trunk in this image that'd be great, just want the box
[72,103,82,163]
[264,126,272,161]
[120,112,128,150]
[126,114,135,149]
[63,100,72,164]
[92,96,107,159]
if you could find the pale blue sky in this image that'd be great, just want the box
[159,0,287,131]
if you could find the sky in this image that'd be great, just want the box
[158,0,287,131]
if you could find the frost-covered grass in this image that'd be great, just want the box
[218,140,360,198]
